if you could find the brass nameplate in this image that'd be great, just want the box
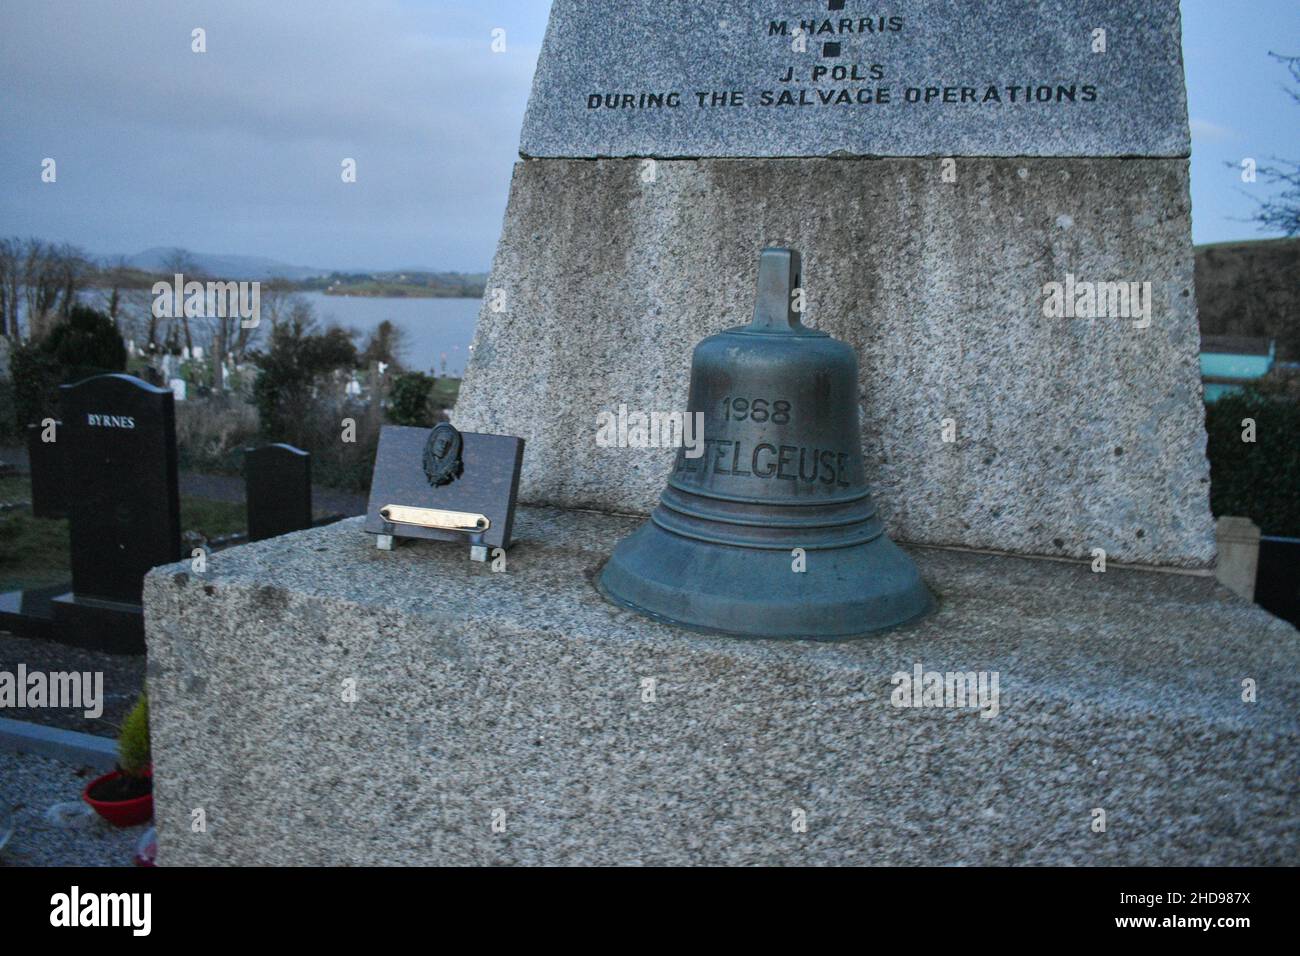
[380,504,490,533]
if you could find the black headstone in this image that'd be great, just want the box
[26,421,69,519]
[0,582,67,640]
[245,443,313,542]
[51,374,181,653]
[1256,536,1300,628]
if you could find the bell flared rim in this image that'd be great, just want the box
[598,518,937,640]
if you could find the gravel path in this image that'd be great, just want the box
[0,633,144,738]
[0,750,145,867]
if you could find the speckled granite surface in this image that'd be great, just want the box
[455,157,1214,567]
[521,0,1189,158]
[144,510,1296,866]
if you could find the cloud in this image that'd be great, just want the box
[1189,118,1235,143]
[0,0,548,270]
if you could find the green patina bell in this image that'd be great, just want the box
[599,247,934,640]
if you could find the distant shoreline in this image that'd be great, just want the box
[78,283,486,301]
[300,273,487,300]
[320,289,483,300]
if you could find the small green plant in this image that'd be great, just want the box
[43,304,127,373]
[8,340,62,430]
[8,304,126,429]
[252,317,357,442]
[387,371,436,427]
[118,693,151,777]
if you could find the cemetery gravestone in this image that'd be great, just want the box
[245,444,313,542]
[0,583,69,639]
[1256,536,1300,627]
[26,421,69,519]
[52,373,180,653]
[455,0,1214,569]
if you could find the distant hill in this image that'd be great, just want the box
[94,249,485,297]
[1196,237,1300,361]
[112,247,328,281]
[297,271,487,299]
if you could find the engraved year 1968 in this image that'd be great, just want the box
[721,396,792,424]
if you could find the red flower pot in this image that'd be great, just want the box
[83,766,153,827]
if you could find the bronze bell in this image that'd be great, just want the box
[599,247,934,639]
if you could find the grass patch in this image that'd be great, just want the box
[0,475,33,503]
[181,497,247,540]
[432,376,461,408]
[0,473,249,592]
[0,478,70,591]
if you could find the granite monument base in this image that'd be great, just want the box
[455,158,1215,568]
[143,510,1297,866]
[52,592,146,655]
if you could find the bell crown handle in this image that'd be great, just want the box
[749,247,804,332]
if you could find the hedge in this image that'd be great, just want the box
[1204,388,1300,537]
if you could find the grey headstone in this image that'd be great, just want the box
[521,0,1189,159]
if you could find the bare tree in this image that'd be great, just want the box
[201,279,266,394]
[360,319,408,372]
[251,280,302,336]
[228,293,266,363]
[54,243,87,318]
[14,239,89,339]
[160,248,200,355]
[0,237,21,339]
[22,239,63,338]
[95,255,132,326]
[1241,53,1300,236]
[156,251,269,393]
[114,285,163,358]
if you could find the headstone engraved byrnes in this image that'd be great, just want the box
[363,424,524,560]
[600,248,933,639]
[522,0,1189,158]
[52,373,181,653]
[245,443,312,542]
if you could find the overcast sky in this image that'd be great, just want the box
[0,0,1296,272]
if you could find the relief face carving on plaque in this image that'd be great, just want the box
[364,424,525,552]
[422,422,464,487]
